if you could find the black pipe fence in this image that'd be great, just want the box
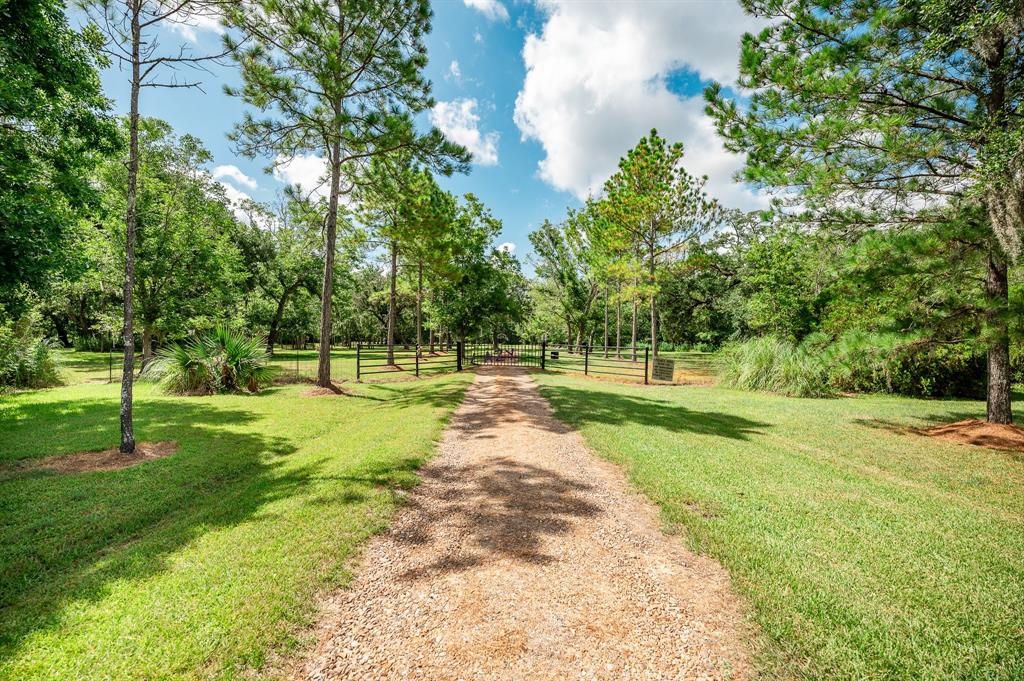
[356,341,461,380]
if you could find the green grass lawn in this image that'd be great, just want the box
[535,373,1024,680]
[0,372,471,679]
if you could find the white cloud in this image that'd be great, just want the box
[498,242,516,254]
[167,11,224,43]
[273,153,328,199]
[513,1,767,210]
[447,60,462,82]
[474,30,484,44]
[215,181,252,222]
[464,0,508,22]
[430,99,500,166]
[212,164,258,190]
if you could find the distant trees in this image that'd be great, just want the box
[706,0,1024,420]
[225,0,468,387]
[601,130,721,356]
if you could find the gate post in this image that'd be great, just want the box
[457,341,463,371]
[584,344,589,376]
[644,346,649,385]
[356,342,361,381]
[541,341,546,370]
[415,345,420,378]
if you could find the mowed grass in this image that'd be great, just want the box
[534,372,1024,679]
[0,371,471,679]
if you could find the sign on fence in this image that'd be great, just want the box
[651,357,675,382]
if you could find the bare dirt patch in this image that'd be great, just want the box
[291,367,753,680]
[923,418,1024,452]
[31,441,178,474]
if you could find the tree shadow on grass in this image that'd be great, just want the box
[0,395,316,661]
[537,384,769,440]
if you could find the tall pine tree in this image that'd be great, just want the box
[706,0,1023,422]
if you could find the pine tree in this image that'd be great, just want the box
[706,0,1023,422]
[601,129,721,356]
[225,0,469,387]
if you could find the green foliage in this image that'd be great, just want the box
[145,328,274,395]
[0,0,116,310]
[717,336,834,397]
[0,312,60,389]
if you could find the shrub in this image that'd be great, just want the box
[720,332,985,399]
[0,315,62,390]
[717,336,833,397]
[145,327,274,395]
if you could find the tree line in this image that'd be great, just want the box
[1,0,528,453]
[527,0,1022,423]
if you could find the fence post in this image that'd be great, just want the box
[584,344,589,376]
[415,345,420,378]
[541,341,546,370]
[356,342,361,381]
[644,346,649,385]
[457,341,463,371]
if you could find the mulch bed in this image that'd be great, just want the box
[301,383,352,397]
[922,418,1024,452]
[29,441,179,474]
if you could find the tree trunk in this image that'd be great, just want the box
[603,286,609,357]
[317,137,343,388]
[267,283,297,354]
[986,250,1012,423]
[141,324,154,368]
[386,239,397,365]
[615,280,622,358]
[120,3,141,455]
[631,278,638,362]
[649,228,658,358]
[416,260,423,353]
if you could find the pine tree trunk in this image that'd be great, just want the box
[649,227,658,358]
[386,239,397,365]
[120,2,141,455]
[416,261,423,353]
[615,280,622,358]
[603,286,609,357]
[631,278,638,362]
[986,250,1012,423]
[317,138,342,388]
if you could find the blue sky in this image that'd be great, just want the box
[86,0,766,266]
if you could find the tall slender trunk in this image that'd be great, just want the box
[317,137,342,387]
[649,226,658,358]
[386,239,397,365]
[615,280,622,358]
[986,249,1012,423]
[120,2,142,454]
[429,327,434,354]
[603,286,609,357]
[416,260,423,353]
[631,277,638,362]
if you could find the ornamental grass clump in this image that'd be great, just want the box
[717,335,833,397]
[145,327,274,395]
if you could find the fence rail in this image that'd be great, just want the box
[356,342,462,380]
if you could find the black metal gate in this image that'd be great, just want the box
[465,342,544,368]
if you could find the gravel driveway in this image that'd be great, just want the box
[296,367,752,680]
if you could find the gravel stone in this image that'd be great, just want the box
[294,367,753,680]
